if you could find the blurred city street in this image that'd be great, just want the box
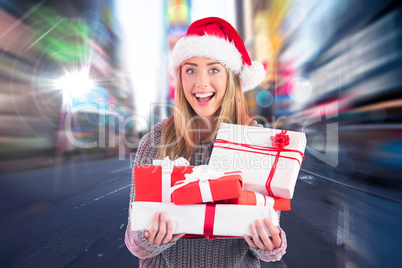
[1,155,400,267]
[1,0,402,267]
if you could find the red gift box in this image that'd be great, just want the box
[171,171,243,205]
[218,190,291,211]
[135,165,194,202]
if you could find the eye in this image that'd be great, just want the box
[186,68,196,75]
[210,68,219,74]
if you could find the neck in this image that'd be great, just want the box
[197,116,216,141]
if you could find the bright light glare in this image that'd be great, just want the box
[56,70,93,99]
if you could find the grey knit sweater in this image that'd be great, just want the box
[125,121,287,267]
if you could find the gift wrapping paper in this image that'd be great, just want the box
[135,165,194,202]
[209,123,306,199]
[171,171,243,205]
[130,201,279,237]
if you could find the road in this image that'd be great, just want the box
[0,156,400,267]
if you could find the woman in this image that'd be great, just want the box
[125,17,287,267]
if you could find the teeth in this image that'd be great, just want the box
[195,92,214,98]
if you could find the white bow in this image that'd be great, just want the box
[153,156,190,173]
[170,165,224,194]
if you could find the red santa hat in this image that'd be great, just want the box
[169,17,266,92]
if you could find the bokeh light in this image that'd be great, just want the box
[287,77,312,102]
[78,10,101,31]
[256,90,274,108]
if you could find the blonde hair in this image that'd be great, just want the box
[157,65,252,161]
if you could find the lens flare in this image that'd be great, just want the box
[56,69,93,101]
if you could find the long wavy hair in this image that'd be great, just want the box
[157,65,252,161]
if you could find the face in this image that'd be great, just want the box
[181,57,227,121]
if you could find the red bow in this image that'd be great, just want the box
[270,131,290,149]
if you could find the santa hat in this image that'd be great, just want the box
[169,17,265,92]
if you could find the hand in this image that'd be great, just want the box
[144,212,185,246]
[244,218,281,251]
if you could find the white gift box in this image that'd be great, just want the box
[130,201,279,237]
[209,123,306,199]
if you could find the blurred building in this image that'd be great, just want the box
[241,0,402,186]
[0,0,134,173]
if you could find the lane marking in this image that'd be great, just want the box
[105,185,130,196]
[110,167,129,174]
[93,196,104,201]
[74,184,130,209]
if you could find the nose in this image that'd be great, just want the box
[196,70,209,88]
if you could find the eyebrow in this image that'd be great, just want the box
[183,62,197,67]
[207,61,221,66]
[183,61,221,67]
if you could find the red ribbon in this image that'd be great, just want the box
[271,130,290,149]
[184,203,239,240]
[203,203,216,237]
[214,130,304,196]
[266,130,288,196]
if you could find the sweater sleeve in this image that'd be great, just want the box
[249,210,287,262]
[124,122,175,259]
[125,222,178,258]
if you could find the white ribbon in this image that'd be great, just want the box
[152,156,190,202]
[253,192,276,207]
[254,192,266,206]
[170,165,225,203]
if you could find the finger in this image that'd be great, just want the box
[264,218,282,248]
[161,219,174,245]
[171,233,186,242]
[144,231,149,238]
[257,219,274,251]
[243,234,257,249]
[250,224,266,250]
[154,212,167,246]
[147,212,160,244]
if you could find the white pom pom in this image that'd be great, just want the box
[239,61,266,92]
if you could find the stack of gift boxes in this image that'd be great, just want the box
[131,123,306,238]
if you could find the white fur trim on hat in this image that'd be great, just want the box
[240,61,266,92]
[169,35,243,77]
[169,35,265,92]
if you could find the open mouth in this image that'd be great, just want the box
[193,92,215,105]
